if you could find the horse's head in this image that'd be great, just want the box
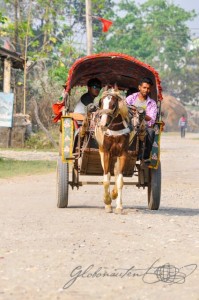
[98,85,127,129]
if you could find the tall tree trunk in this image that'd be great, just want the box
[13,0,24,54]
[43,6,49,50]
[14,0,19,52]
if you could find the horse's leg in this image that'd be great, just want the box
[111,158,119,200]
[99,150,112,212]
[115,155,126,214]
[99,148,105,170]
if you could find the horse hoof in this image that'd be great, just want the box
[105,205,113,213]
[111,190,118,200]
[115,208,123,214]
[104,195,112,205]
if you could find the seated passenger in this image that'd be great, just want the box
[126,77,158,159]
[126,77,157,127]
[74,78,102,114]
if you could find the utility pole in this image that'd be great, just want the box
[85,0,93,55]
[23,1,32,115]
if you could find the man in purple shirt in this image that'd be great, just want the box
[126,77,157,159]
[126,77,157,127]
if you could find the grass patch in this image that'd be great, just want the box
[0,158,56,178]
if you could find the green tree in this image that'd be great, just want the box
[141,1,194,61]
[1,0,116,123]
[95,1,146,56]
[95,0,197,97]
[0,12,7,24]
[179,48,199,104]
[1,0,115,79]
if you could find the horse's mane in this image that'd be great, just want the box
[118,99,129,121]
[101,89,122,99]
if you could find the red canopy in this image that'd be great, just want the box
[65,52,163,101]
[53,52,163,122]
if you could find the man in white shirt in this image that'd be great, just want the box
[74,78,102,114]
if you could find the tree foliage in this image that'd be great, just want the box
[0,0,115,125]
[179,49,199,103]
[0,12,7,24]
[1,0,114,84]
[95,0,197,99]
[0,0,198,115]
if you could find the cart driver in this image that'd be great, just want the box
[126,77,157,127]
[74,78,102,114]
[126,77,158,158]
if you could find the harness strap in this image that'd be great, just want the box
[122,119,128,128]
[105,127,130,136]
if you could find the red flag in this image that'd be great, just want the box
[52,101,65,122]
[97,17,113,32]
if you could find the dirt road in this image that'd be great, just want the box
[0,133,199,300]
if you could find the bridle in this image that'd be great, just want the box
[97,93,121,128]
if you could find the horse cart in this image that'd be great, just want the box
[53,52,163,212]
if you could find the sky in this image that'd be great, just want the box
[134,0,199,37]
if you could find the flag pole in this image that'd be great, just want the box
[85,0,93,55]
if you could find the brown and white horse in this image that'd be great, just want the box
[95,87,132,213]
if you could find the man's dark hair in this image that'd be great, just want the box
[126,87,138,97]
[139,77,153,86]
[87,78,102,88]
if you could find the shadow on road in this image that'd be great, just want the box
[66,205,104,210]
[125,206,199,216]
[66,205,199,216]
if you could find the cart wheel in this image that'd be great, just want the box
[148,162,161,210]
[57,157,69,208]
